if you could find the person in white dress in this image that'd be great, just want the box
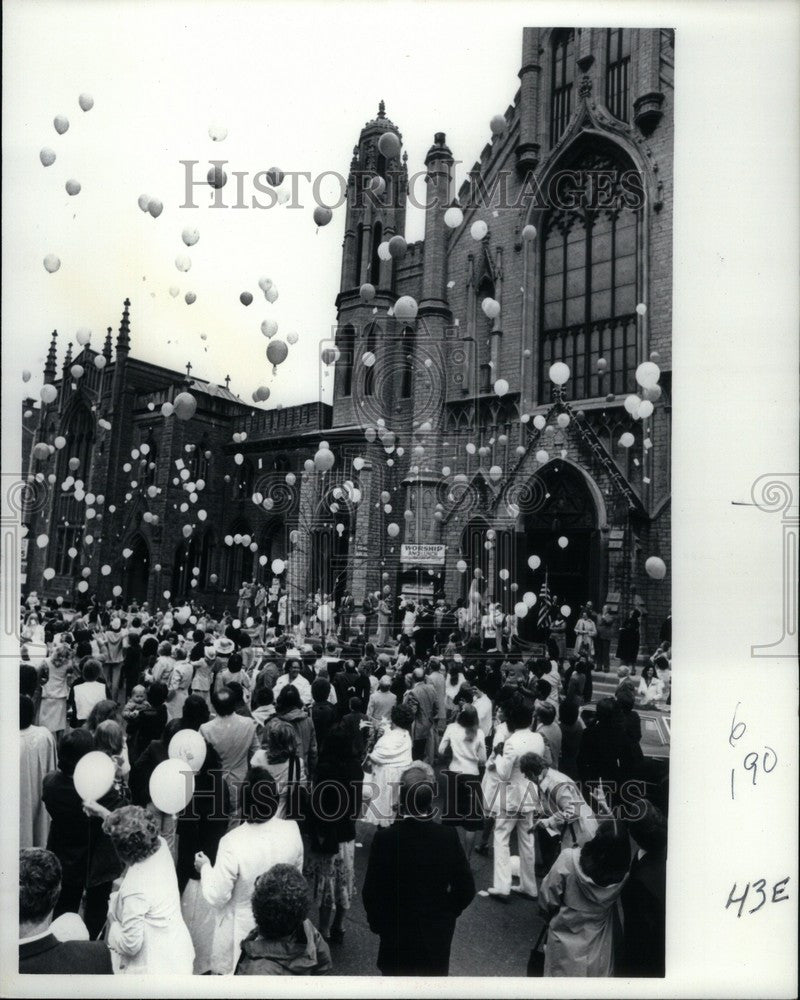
[195,767,304,974]
[573,610,598,658]
[102,806,195,974]
[362,703,414,828]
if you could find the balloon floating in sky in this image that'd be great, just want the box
[208,165,227,189]
[522,224,537,241]
[314,446,335,472]
[78,93,94,112]
[558,536,569,549]
[94,355,106,369]
[182,228,199,247]
[169,286,179,298]
[138,194,151,212]
[148,198,163,218]
[549,361,570,386]
[490,114,507,136]
[635,302,647,316]
[40,147,56,167]
[22,369,31,383]
[444,206,463,228]
[265,285,279,303]
[360,283,375,303]
[175,255,191,272]
[378,131,401,159]
[635,361,661,389]
[43,254,61,274]
[185,292,196,305]
[255,385,270,402]
[240,291,253,306]
[470,220,488,241]
[261,319,278,338]
[208,124,227,142]
[65,179,81,196]
[377,240,392,262]
[266,339,288,372]
[54,115,69,135]
[619,432,635,448]
[173,392,197,421]
[287,331,298,345]
[645,555,667,580]
[494,378,509,397]
[258,276,272,292]
[313,206,333,227]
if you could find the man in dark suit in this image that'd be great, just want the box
[19,848,112,974]
[619,800,667,977]
[362,763,476,976]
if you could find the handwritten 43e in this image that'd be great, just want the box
[728,702,777,800]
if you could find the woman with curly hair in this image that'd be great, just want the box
[361,702,414,828]
[235,864,331,975]
[102,805,194,974]
[250,720,305,820]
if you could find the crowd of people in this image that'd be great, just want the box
[18,585,670,978]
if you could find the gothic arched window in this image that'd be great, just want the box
[338,325,355,397]
[551,29,576,144]
[364,323,378,397]
[539,145,641,400]
[400,326,415,399]
[606,29,632,122]
[369,222,383,284]
[477,275,495,394]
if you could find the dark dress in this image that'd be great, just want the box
[176,745,230,894]
[619,849,667,977]
[617,614,641,666]
[362,816,476,976]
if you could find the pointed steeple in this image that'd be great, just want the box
[44,330,58,383]
[63,341,73,369]
[116,298,131,354]
[103,326,113,361]
[377,99,386,119]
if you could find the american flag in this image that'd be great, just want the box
[537,572,552,628]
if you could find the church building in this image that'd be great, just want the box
[23,27,673,648]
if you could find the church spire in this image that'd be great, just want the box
[116,298,131,354]
[44,330,58,383]
[103,326,113,361]
[377,99,386,119]
[63,341,73,369]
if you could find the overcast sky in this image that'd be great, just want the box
[3,0,535,409]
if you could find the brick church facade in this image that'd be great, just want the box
[23,27,673,648]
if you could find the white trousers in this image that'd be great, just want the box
[493,813,538,895]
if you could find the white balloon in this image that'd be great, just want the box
[79,93,94,112]
[43,254,61,274]
[514,601,528,618]
[494,378,509,397]
[40,147,56,167]
[149,758,194,814]
[444,206,463,228]
[482,298,501,319]
[182,228,200,247]
[73,751,115,802]
[169,729,207,771]
[645,556,668,580]
[470,220,488,241]
[65,179,81,196]
[54,114,69,135]
[549,362,570,386]
[208,124,228,142]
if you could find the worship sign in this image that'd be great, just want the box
[400,543,446,566]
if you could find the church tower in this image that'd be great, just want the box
[332,102,407,429]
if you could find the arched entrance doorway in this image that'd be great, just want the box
[124,535,150,606]
[517,462,603,643]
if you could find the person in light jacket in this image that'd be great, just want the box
[103,806,194,974]
[485,698,545,900]
[195,768,303,974]
[538,824,630,976]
